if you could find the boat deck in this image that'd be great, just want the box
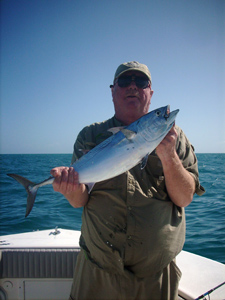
[0,228,224,300]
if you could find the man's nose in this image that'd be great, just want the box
[128,80,137,89]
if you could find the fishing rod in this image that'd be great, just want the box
[195,281,225,300]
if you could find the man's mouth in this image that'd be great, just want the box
[126,93,139,99]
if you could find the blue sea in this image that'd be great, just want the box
[0,154,224,264]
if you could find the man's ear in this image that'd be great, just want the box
[110,85,115,98]
[150,89,154,97]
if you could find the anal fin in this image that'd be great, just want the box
[86,183,95,193]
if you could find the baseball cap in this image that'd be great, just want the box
[113,61,152,84]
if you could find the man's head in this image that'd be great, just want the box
[111,61,154,125]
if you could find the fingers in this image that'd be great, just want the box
[156,126,178,160]
[50,167,79,194]
[161,125,177,144]
[50,166,67,177]
[168,124,177,138]
[67,168,79,193]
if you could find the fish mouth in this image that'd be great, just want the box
[164,105,170,119]
[164,105,179,122]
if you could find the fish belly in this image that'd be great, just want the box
[74,139,148,184]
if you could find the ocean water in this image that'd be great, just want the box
[0,154,224,264]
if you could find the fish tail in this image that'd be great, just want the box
[7,173,39,217]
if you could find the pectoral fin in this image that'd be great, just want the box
[121,129,137,140]
[108,127,124,134]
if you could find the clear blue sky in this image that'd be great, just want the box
[1,0,224,154]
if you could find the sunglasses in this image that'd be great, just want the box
[114,75,150,89]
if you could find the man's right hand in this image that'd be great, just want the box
[50,167,89,207]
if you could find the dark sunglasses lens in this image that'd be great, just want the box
[117,77,131,87]
[117,76,149,89]
[135,78,149,89]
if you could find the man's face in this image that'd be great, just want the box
[111,71,154,125]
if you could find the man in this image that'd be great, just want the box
[51,61,205,300]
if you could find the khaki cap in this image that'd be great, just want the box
[113,61,152,84]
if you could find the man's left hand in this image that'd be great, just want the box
[156,124,177,162]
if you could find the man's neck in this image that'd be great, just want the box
[114,113,143,126]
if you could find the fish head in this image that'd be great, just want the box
[139,105,179,142]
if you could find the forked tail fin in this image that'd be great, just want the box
[7,174,39,217]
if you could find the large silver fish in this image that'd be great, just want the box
[8,105,179,217]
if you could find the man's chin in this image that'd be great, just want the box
[126,96,140,103]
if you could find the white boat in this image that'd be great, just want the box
[0,228,224,300]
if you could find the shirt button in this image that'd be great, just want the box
[127,235,132,240]
[128,206,132,211]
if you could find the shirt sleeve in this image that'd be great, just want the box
[71,129,87,165]
[175,126,205,196]
[71,125,98,165]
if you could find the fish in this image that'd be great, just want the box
[7,105,179,217]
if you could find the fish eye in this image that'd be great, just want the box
[156,110,161,116]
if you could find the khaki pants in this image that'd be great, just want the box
[69,250,181,300]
